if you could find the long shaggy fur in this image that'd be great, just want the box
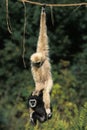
[30,7,53,116]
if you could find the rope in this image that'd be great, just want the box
[6,0,12,34]
[22,1,27,68]
[20,0,87,7]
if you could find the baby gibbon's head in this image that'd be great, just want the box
[30,53,45,67]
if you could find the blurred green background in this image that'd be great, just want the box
[0,0,87,129]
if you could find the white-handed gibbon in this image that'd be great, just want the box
[30,6,53,119]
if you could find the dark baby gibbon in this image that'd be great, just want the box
[30,6,53,119]
[28,90,52,125]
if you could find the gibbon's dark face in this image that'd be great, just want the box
[32,61,43,68]
[28,91,52,125]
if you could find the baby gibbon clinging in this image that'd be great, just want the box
[30,7,53,117]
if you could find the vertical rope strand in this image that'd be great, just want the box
[22,1,27,68]
[50,6,54,26]
[6,0,12,34]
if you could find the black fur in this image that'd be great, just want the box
[28,91,52,125]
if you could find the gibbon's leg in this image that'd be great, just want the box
[29,108,35,124]
[43,91,51,116]
[43,78,53,117]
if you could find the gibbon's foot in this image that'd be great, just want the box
[47,112,52,119]
[30,117,34,125]
[30,117,36,126]
[30,112,36,126]
[46,108,52,119]
[32,90,40,96]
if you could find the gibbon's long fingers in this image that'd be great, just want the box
[37,7,49,57]
[42,5,46,13]
[42,7,45,13]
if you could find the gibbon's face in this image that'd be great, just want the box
[30,53,45,67]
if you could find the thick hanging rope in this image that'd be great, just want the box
[20,0,87,7]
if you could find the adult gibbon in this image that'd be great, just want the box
[30,6,53,119]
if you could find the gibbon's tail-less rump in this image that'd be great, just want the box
[30,6,53,119]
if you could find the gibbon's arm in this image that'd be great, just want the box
[37,7,49,57]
